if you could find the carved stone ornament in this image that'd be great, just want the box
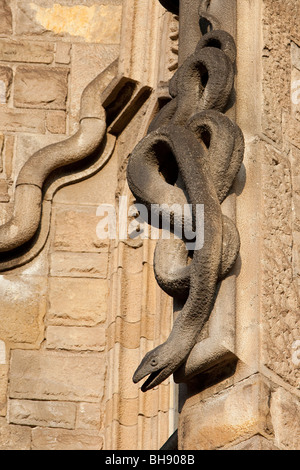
[127,0,244,391]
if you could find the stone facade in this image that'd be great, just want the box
[0,0,299,451]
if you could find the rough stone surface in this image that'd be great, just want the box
[16,2,122,44]
[31,427,104,450]
[0,418,31,450]
[9,399,77,429]
[53,205,109,253]
[14,66,69,110]
[46,325,106,352]
[10,349,106,402]
[0,66,13,104]
[270,387,300,450]
[0,1,12,37]
[178,376,272,450]
[0,275,46,347]
[50,252,108,278]
[0,40,54,63]
[47,277,108,326]
[261,141,300,388]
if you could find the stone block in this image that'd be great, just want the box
[224,435,279,450]
[270,387,300,450]
[53,205,109,253]
[9,399,77,429]
[47,277,108,326]
[46,325,106,352]
[10,349,106,402]
[0,275,46,347]
[0,418,31,450]
[0,66,13,105]
[0,364,8,416]
[16,2,122,44]
[55,42,71,65]
[77,402,101,430]
[0,108,46,133]
[178,376,272,450]
[31,427,103,450]
[46,111,66,134]
[0,1,12,36]
[14,66,69,110]
[0,39,54,63]
[50,251,108,278]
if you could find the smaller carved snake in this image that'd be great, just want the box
[127,22,244,391]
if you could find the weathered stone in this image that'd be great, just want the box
[14,66,69,110]
[178,376,272,450]
[47,277,108,326]
[31,427,103,450]
[261,142,300,388]
[77,402,101,430]
[55,42,71,65]
[0,180,9,203]
[53,205,109,253]
[0,40,54,63]
[0,66,13,105]
[0,364,8,416]
[50,252,108,278]
[69,43,119,131]
[224,435,279,450]
[46,325,106,352]
[270,387,300,450]
[9,399,77,429]
[16,2,122,44]
[10,349,106,402]
[0,275,46,347]
[46,111,66,134]
[0,108,46,133]
[0,418,31,450]
[0,1,12,36]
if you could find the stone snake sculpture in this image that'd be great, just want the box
[127,13,244,391]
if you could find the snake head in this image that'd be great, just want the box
[133,343,175,392]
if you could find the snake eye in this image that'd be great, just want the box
[151,358,158,367]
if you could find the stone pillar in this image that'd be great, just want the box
[178,0,300,451]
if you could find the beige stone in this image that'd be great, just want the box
[224,435,279,450]
[270,387,300,450]
[31,427,103,450]
[69,43,119,131]
[77,402,101,430]
[0,365,8,416]
[0,108,46,133]
[46,325,106,352]
[55,42,71,65]
[50,252,108,278]
[0,1,12,36]
[47,277,108,326]
[178,376,272,450]
[0,275,46,347]
[16,2,122,44]
[10,349,106,402]
[9,399,77,429]
[53,205,110,253]
[46,111,66,134]
[0,39,54,63]
[0,66,13,105]
[14,66,69,110]
[0,417,31,450]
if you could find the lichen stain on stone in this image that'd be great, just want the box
[29,3,122,43]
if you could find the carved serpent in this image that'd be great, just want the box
[127,10,244,391]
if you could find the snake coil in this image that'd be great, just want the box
[127,2,244,391]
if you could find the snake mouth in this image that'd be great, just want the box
[133,367,167,392]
